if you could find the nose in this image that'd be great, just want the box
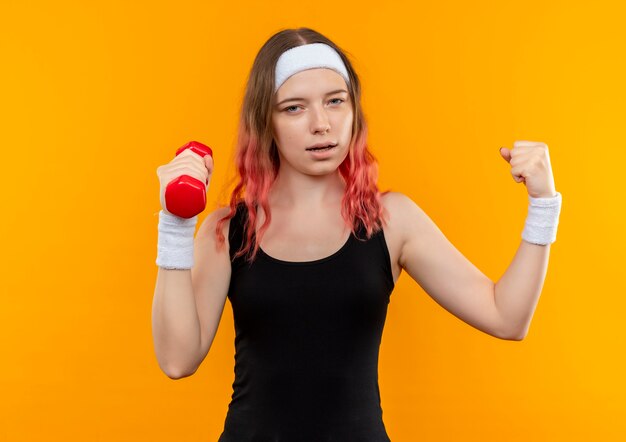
[311,105,330,134]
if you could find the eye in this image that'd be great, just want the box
[283,98,345,113]
[284,105,300,113]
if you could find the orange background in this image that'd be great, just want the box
[2,0,625,440]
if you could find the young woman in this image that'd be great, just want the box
[153,27,562,441]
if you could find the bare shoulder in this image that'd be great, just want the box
[378,191,424,279]
[380,191,426,232]
[381,191,420,212]
[196,205,234,243]
[382,192,440,267]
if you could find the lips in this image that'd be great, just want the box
[306,142,337,151]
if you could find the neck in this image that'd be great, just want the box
[268,168,345,211]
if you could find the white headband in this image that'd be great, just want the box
[274,43,350,93]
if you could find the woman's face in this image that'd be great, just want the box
[271,68,353,176]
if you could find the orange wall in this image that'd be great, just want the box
[1,0,624,440]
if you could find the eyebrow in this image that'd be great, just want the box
[275,89,349,107]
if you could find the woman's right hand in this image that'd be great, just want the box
[156,149,214,216]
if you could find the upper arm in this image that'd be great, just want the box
[190,206,232,365]
[391,192,512,340]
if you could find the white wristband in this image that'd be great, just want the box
[156,210,198,269]
[521,191,562,245]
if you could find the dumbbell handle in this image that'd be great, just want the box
[164,141,214,219]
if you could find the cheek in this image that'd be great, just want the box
[339,113,354,136]
[275,119,302,139]
[275,127,302,154]
[272,122,289,146]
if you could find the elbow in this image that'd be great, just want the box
[505,326,528,341]
[492,324,527,341]
[495,312,529,341]
[153,342,203,379]
[165,367,196,380]
[159,361,197,380]
[165,369,193,380]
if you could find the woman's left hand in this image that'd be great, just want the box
[499,140,557,198]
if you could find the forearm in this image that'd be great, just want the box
[152,267,202,377]
[494,240,550,340]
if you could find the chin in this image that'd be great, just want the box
[304,162,342,176]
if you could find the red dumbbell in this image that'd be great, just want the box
[164,141,214,219]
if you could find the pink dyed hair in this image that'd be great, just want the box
[214,27,390,263]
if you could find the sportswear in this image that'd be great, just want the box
[217,202,395,441]
[521,191,562,245]
[274,43,350,93]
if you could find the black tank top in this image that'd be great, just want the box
[218,202,395,441]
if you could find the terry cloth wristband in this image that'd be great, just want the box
[521,191,562,245]
[156,210,198,269]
